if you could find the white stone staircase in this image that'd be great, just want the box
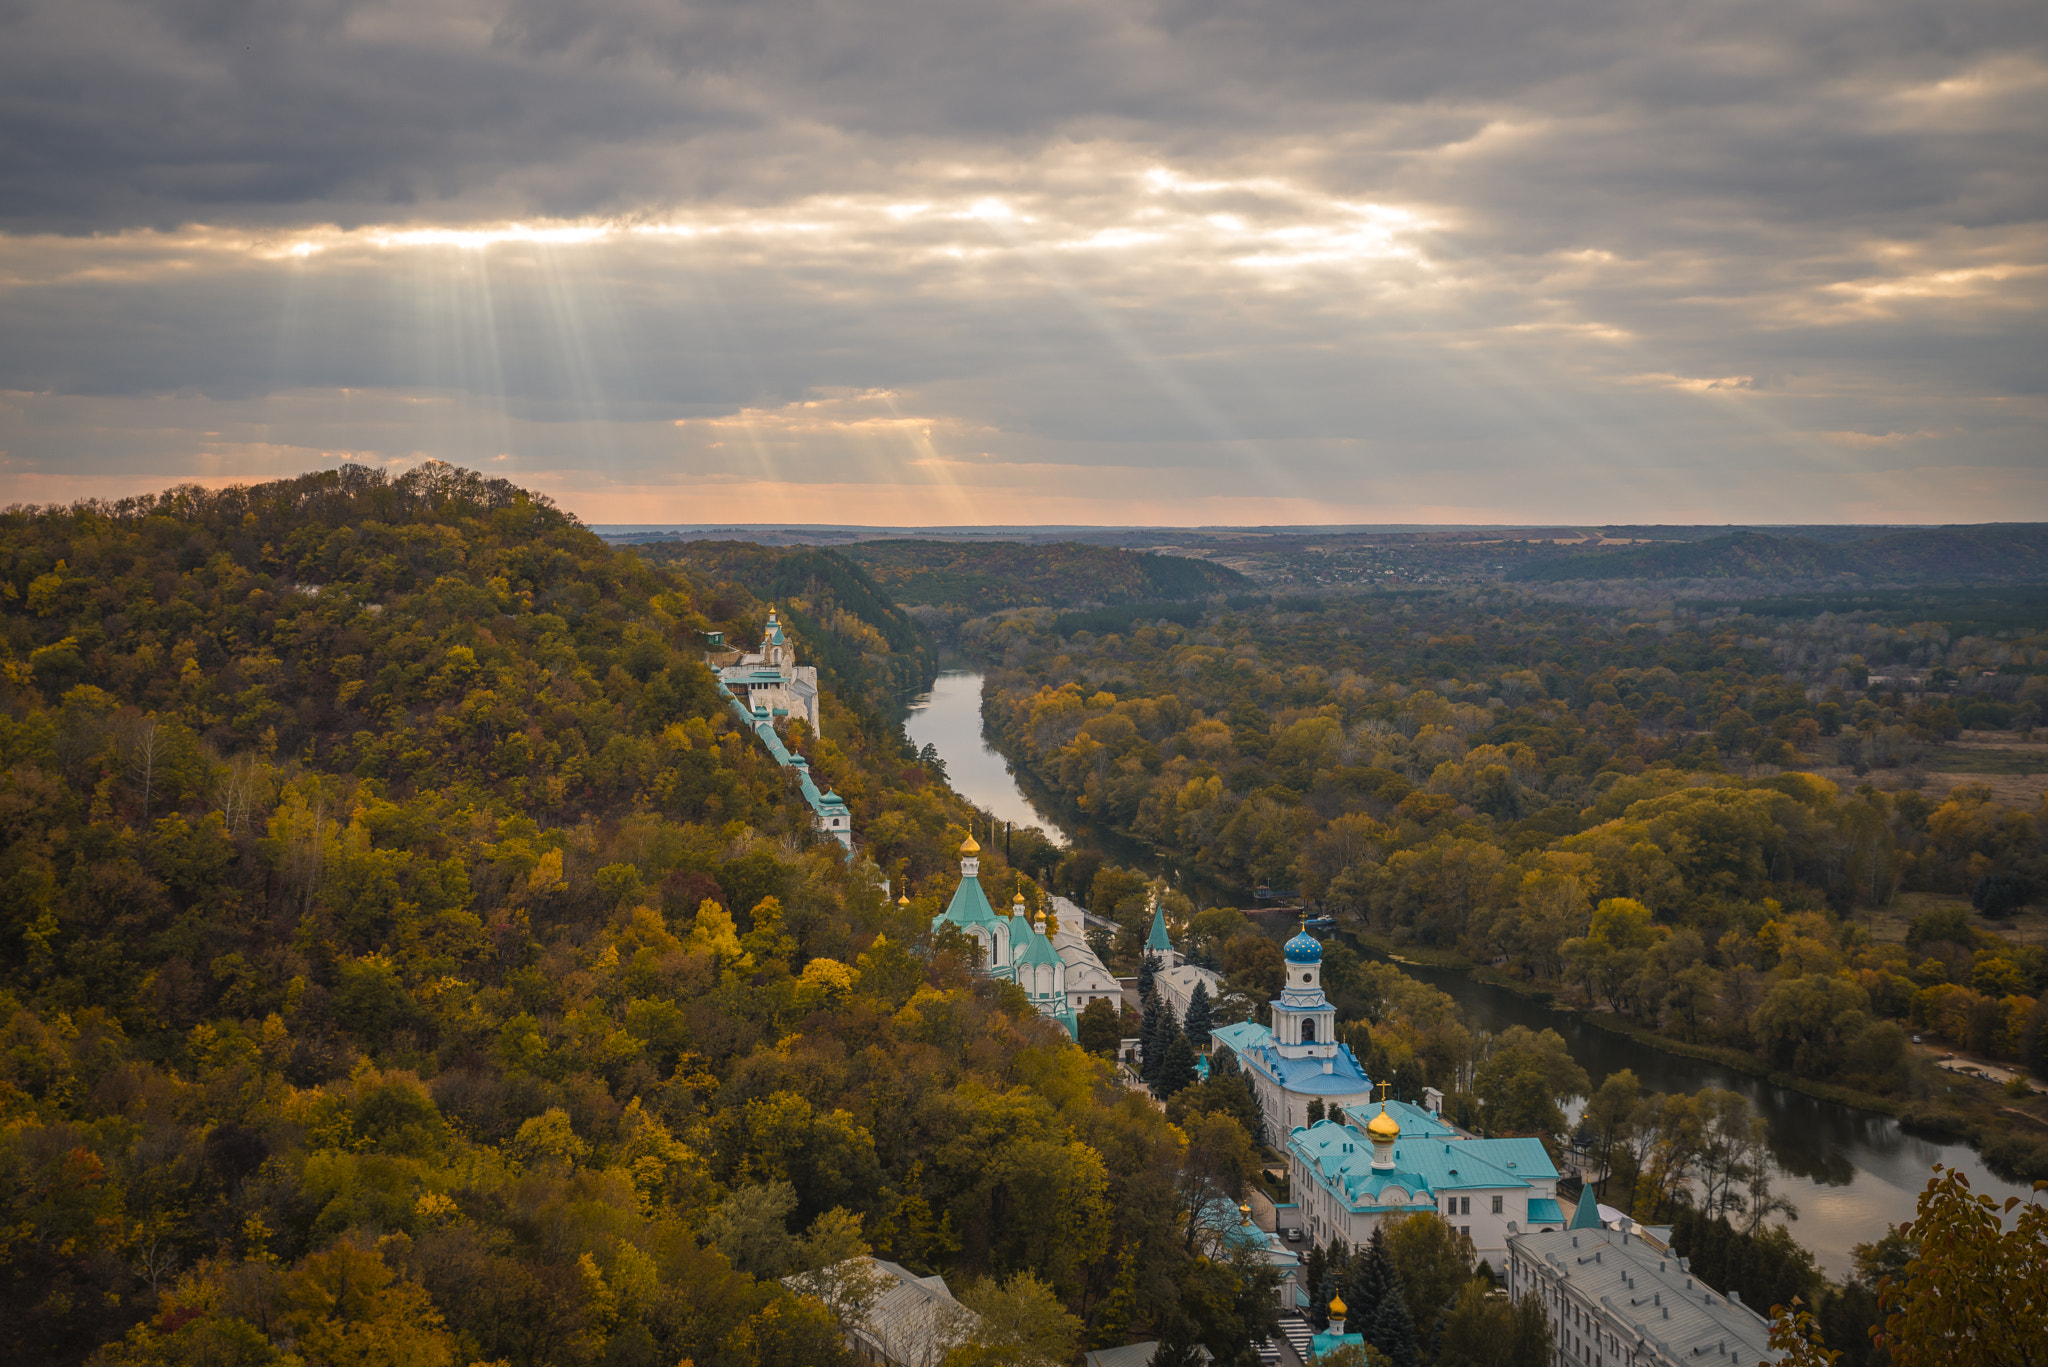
[1277,1311,1314,1362]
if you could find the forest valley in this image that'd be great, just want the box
[0,466,2041,1367]
[966,590,2048,1187]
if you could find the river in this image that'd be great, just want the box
[901,668,2039,1276]
[903,670,1069,840]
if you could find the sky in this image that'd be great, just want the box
[2,0,2044,525]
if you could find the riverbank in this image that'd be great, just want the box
[1337,924,2048,1181]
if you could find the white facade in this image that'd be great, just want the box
[712,609,822,734]
[1288,1104,1564,1268]
[1209,924,1374,1146]
[1507,1228,1779,1367]
[1050,900,1122,1015]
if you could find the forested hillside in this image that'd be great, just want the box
[840,539,1248,614]
[625,539,940,716]
[0,465,1290,1366]
[1513,524,2048,584]
[970,591,2048,1173]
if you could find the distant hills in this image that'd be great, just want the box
[1510,524,2048,584]
[838,539,1250,611]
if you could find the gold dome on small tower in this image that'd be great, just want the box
[1366,1104,1401,1139]
[960,834,981,855]
[1328,1293,1347,1317]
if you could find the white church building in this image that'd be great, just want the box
[706,608,822,733]
[1210,922,1377,1145]
[929,836,1081,1036]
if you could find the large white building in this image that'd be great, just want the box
[1288,1101,1565,1267]
[703,612,851,852]
[1050,897,1123,1016]
[1210,923,1376,1144]
[1507,1223,1780,1367]
[708,608,822,734]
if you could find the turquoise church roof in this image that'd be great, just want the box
[1015,915,1062,970]
[935,870,1000,930]
[1289,1117,1560,1216]
[1146,899,1174,954]
[1569,1183,1603,1229]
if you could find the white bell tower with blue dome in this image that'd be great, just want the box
[1272,918,1338,1061]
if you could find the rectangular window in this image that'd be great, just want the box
[1493,1194,1504,1215]
[1461,1197,1471,1216]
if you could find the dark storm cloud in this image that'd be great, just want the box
[0,0,2043,520]
[3,0,2042,233]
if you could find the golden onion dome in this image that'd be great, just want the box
[898,895,910,908]
[960,834,981,854]
[1329,1294,1348,1316]
[1367,1105,1401,1139]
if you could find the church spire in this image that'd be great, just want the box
[1146,894,1173,956]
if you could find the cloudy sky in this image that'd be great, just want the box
[2,0,2043,524]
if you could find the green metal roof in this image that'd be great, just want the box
[1569,1183,1603,1229]
[1015,919,1062,970]
[935,871,1000,929]
[1146,900,1173,953]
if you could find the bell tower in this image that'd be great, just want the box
[1272,915,1338,1062]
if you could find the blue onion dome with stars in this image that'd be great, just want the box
[1283,923,1322,963]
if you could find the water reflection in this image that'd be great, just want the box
[1381,952,2034,1275]
[903,671,1067,840]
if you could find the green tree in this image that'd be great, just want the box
[1184,980,1215,1048]
[704,1180,800,1277]
[1436,1281,1552,1367]
[1582,1069,1641,1199]
[1472,1027,1589,1136]
[1155,1033,1200,1101]
[1368,1281,1421,1367]
[1078,997,1121,1056]
[1382,1211,1474,1331]
[1139,991,1167,1082]
[1873,1166,2048,1367]
[944,1271,1083,1367]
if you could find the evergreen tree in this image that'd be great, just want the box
[1154,1033,1200,1100]
[1369,1282,1422,1367]
[1345,1225,1393,1322]
[1078,997,1121,1057]
[1138,991,1166,1081]
[1315,1240,1349,1330]
[1138,951,1162,999]
[1304,1244,1329,1328]
[1147,1005,1186,1091]
[1183,980,1214,1048]
[1307,1097,1326,1125]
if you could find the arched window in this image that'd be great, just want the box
[1301,1018,1317,1043]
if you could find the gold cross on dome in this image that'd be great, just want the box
[1377,1081,1393,1105]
